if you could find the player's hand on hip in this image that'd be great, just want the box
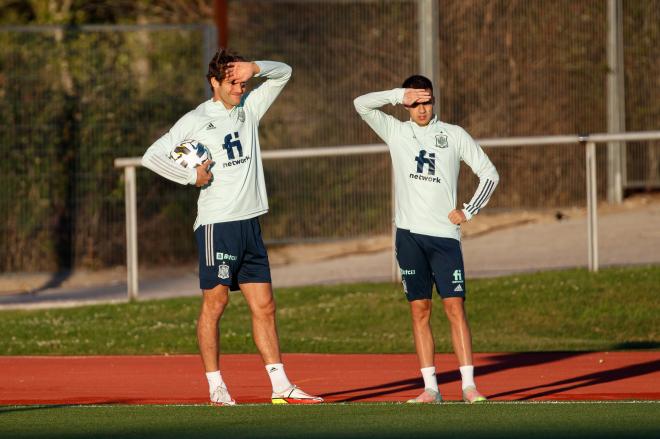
[195,161,214,187]
[225,61,259,84]
[448,209,467,225]
[403,88,433,107]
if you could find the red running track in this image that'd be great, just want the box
[0,352,658,405]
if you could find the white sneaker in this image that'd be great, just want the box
[210,383,236,406]
[406,388,442,404]
[271,385,323,404]
[462,385,487,404]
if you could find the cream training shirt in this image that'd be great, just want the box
[354,88,499,241]
[142,61,291,230]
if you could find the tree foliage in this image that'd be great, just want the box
[0,0,657,271]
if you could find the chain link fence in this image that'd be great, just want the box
[1,0,658,272]
[0,24,210,271]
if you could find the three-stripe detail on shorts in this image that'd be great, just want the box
[205,224,214,266]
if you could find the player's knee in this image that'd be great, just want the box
[252,296,276,319]
[410,300,432,322]
[201,293,229,318]
[443,300,465,322]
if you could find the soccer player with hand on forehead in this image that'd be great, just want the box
[142,49,322,406]
[354,75,499,404]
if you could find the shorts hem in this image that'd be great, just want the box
[200,278,236,291]
[439,293,466,300]
[237,277,272,285]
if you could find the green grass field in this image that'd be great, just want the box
[1,266,658,355]
[1,266,659,438]
[1,402,658,439]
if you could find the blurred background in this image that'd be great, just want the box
[0,0,658,290]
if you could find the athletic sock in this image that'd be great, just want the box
[459,365,476,390]
[205,370,223,393]
[265,363,293,393]
[420,366,438,391]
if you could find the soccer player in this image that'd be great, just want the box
[354,75,499,404]
[142,49,322,406]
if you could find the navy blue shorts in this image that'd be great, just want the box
[395,228,466,301]
[195,218,272,291]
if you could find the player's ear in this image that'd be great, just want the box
[210,76,221,89]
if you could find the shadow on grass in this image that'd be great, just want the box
[0,404,88,415]
[612,341,660,350]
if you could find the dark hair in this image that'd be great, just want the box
[402,75,433,91]
[206,48,246,89]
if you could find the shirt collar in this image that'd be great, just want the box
[409,114,438,128]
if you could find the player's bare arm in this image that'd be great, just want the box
[195,161,213,187]
[448,209,467,225]
[225,61,260,84]
[402,88,433,107]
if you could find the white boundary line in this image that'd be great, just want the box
[2,400,659,408]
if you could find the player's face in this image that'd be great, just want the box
[213,77,247,109]
[405,89,434,126]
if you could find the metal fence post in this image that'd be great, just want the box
[606,0,626,204]
[124,166,139,301]
[585,141,599,272]
[391,165,400,283]
[202,23,218,100]
[418,0,440,117]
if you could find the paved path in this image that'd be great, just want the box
[1,204,658,309]
[463,203,660,276]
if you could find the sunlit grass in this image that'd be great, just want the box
[1,266,658,355]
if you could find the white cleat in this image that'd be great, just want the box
[210,383,236,406]
[406,388,442,404]
[271,385,323,404]
[462,385,487,404]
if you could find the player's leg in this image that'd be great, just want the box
[410,299,435,368]
[198,285,235,405]
[239,282,319,404]
[408,298,442,403]
[194,222,241,406]
[442,297,472,366]
[239,218,322,404]
[430,237,486,403]
[441,298,485,402]
[239,282,281,365]
[396,229,441,403]
[198,285,230,372]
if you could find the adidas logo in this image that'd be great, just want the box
[454,284,463,292]
[206,122,216,130]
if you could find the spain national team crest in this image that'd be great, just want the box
[218,262,230,279]
[435,133,449,149]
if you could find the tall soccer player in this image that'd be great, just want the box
[354,76,499,404]
[142,49,322,406]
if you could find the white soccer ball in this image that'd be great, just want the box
[170,140,210,168]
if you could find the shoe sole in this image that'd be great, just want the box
[406,398,442,404]
[463,397,488,404]
[272,398,323,405]
[209,401,236,407]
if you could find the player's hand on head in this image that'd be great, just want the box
[403,88,432,107]
[195,160,214,187]
[225,62,258,84]
[448,209,467,225]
